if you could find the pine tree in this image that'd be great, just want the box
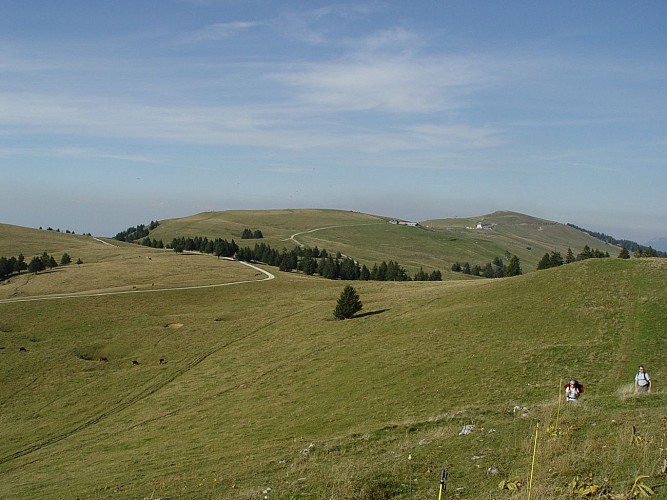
[360,264,371,281]
[505,255,522,276]
[333,285,363,320]
[414,267,429,281]
[537,253,551,270]
[28,256,44,274]
[549,251,564,267]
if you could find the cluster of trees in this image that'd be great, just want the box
[0,252,78,280]
[169,236,239,258]
[451,255,522,278]
[139,237,165,248]
[0,254,27,280]
[537,246,609,270]
[41,227,88,235]
[114,221,159,242]
[568,223,666,258]
[241,228,264,239]
[160,234,441,282]
[236,242,439,281]
[630,246,661,258]
[28,252,59,273]
[414,268,443,281]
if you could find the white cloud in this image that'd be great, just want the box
[178,21,260,43]
[346,28,426,53]
[276,4,377,46]
[273,54,491,113]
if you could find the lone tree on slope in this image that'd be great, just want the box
[334,285,363,320]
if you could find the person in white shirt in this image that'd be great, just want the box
[634,365,652,393]
[565,380,580,401]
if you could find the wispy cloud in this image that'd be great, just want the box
[345,27,426,53]
[276,4,377,46]
[0,145,165,165]
[272,54,492,113]
[177,21,260,43]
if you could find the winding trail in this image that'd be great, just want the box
[0,225,372,464]
[286,222,383,247]
[0,258,274,305]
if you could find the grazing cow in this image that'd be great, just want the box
[131,360,139,366]
[159,358,165,364]
[19,346,27,352]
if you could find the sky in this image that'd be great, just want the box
[1,1,666,242]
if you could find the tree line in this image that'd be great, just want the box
[537,246,609,270]
[114,221,160,242]
[0,252,79,280]
[241,228,264,239]
[40,227,90,236]
[169,236,239,258]
[451,255,522,278]
[567,223,666,258]
[236,242,440,281]
[162,235,442,281]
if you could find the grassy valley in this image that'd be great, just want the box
[0,211,664,499]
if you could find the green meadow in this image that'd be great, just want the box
[146,209,617,273]
[0,211,665,499]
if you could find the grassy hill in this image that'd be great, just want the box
[0,215,664,499]
[144,209,618,275]
[0,223,263,300]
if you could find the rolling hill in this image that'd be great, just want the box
[145,209,619,275]
[0,212,664,499]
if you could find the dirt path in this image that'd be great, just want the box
[286,222,383,247]
[0,259,274,305]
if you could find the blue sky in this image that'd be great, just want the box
[1,1,666,242]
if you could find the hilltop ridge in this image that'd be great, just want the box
[1,208,624,280]
[141,209,617,274]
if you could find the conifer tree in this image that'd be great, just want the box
[333,285,363,320]
[505,255,522,276]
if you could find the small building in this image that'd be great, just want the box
[389,219,420,227]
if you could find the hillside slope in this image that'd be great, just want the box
[0,254,665,499]
[0,223,263,300]
[146,209,618,274]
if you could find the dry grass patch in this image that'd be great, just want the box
[0,251,261,300]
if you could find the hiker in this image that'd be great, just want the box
[565,380,580,401]
[634,365,652,393]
